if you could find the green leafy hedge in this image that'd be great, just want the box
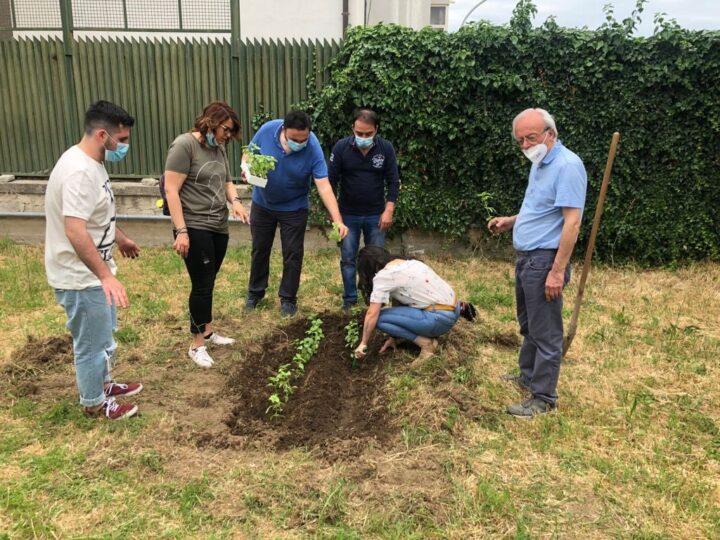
[307,0,720,265]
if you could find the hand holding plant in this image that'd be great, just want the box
[328,222,343,243]
[354,342,368,360]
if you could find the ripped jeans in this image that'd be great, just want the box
[182,228,229,335]
[55,286,118,407]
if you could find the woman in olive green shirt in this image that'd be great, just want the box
[164,101,248,368]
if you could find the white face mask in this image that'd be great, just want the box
[521,131,550,164]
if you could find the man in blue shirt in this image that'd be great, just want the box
[488,108,587,417]
[243,110,348,317]
[329,108,400,311]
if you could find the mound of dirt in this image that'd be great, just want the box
[222,313,395,460]
[1,334,73,397]
[14,334,73,365]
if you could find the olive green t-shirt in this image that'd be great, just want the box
[165,133,231,234]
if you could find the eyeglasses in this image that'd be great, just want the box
[515,127,549,146]
[219,124,234,133]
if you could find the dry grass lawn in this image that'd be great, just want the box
[1,238,719,539]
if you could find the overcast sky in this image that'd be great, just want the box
[448,0,720,35]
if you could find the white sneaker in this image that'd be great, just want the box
[188,345,214,368]
[205,332,235,346]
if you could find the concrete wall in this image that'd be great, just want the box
[0,179,504,257]
[367,0,431,30]
[239,0,345,41]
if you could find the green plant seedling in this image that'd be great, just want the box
[329,222,342,243]
[344,319,360,368]
[242,143,277,178]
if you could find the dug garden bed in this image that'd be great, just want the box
[223,312,395,461]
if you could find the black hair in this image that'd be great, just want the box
[353,108,379,128]
[283,110,312,131]
[84,100,135,135]
[357,245,411,304]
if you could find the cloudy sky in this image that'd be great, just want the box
[448,0,720,35]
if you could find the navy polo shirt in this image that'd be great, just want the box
[249,119,328,212]
[328,135,400,216]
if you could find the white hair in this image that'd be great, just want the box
[511,108,558,138]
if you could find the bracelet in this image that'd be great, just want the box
[232,196,242,203]
[175,227,188,234]
[176,231,188,236]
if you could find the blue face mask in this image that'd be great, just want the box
[104,134,129,162]
[206,130,218,147]
[287,137,307,152]
[355,135,374,149]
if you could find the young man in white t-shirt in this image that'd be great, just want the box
[45,100,143,420]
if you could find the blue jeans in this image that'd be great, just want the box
[376,305,460,342]
[340,213,385,304]
[55,287,117,407]
[515,249,571,406]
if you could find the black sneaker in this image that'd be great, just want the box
[245,295,261,311]
[342,301,357,314]
[280,301,297,318]
[507,398,554,418]
[501,372,531,392]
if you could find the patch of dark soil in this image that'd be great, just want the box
[3,335,73,378]
[15,334,73,365]
[483,330,521,349]
[437,388,495,420]
[1,335,73,398]
[222,312,395,461]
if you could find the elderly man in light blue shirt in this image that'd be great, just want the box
[488,108,587,417]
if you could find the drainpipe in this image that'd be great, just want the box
[342,0,349,37]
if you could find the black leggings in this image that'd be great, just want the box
[181,228,229,335]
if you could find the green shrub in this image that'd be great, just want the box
[307,0,720,265]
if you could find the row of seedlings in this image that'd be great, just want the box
[266,316,324,417]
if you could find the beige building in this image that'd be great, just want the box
[239,0,452,40]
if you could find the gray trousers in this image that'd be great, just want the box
[515,249,571,406]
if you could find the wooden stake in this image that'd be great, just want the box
[563,132,621,358]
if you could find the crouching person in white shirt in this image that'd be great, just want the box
[353,246,476,366]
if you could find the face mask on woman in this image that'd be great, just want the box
[206,130,218,147]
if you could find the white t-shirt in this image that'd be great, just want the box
[369,260,455,308]
[45,145,117,290]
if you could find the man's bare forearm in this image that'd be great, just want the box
[65,218,113,280]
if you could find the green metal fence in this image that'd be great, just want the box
[0,0,341,177]
[0,35,340,177]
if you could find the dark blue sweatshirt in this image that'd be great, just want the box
[328,136,400,216]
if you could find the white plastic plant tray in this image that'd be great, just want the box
[241,162,267,188]
[247,173,268,188]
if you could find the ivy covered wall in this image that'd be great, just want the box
[307,1,720,264]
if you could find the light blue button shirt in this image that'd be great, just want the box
[513,140,587,251]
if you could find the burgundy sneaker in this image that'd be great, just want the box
[105,381,143,398]
[85,398,138,420]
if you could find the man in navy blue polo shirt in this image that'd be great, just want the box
[243,110,348,317]
[488,108,587,417]
[329,108,400,311]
